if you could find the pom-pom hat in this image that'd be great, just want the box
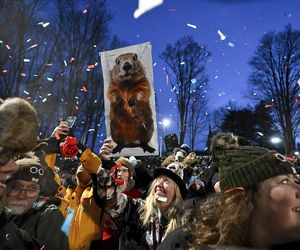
[211,133,294,192]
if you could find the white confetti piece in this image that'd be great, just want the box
[26,39,31,43]
[134,0,164,19]
[217,30,226,40]
[180,61,185,65]
[27,44,38,50]
[47,93,52,96]
[297,78,300,86]
[47,77,53,81]
[228,42,235,47]
[191,78,196,84]
[24,59,30,62]
[38,22,50,28]
[169,98,172,102]
[64,60,67,67]
[88,129,95,132]
[42,98,47,103]
[257,132,264,136]
[23,90,30,95]
[187,23,197,29]
[153,62,157,67]
[5,44,11,50]
[0,40,3,43]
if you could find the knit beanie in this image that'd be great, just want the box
[0,97,38,153]
[154,162,188,199]
[211,132,294,192]
[6,153,49,195]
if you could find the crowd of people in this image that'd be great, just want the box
[1,97,300,250]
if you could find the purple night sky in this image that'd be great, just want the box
[104,0,300,149]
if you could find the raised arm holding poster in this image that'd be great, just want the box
[100,42,158,157]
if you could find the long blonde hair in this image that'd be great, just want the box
[139,178,184,237]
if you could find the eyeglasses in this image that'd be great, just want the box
[6,182,40,198]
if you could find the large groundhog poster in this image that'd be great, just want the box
[100,42,158,157]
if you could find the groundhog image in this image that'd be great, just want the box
[107,52,155,154]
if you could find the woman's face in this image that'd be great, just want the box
[153,175,176,211]
[252,174,300,246]
[117,166,130,192]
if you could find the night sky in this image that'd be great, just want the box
[105,0,300,148]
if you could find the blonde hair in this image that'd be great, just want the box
[139,178,184,238]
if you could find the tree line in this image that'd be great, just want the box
[0,0,299,154]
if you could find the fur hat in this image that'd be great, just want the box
[7,154,46,189]
[6,152,58,196]
[154,162,188,199]
[211,132,294,192]
[0,98,38,153]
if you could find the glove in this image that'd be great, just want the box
[37,137,61,154]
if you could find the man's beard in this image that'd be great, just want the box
[6,200,30,215]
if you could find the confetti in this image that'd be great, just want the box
[27,44,38,50]
[82,86,88,92]
[228,42,235,48]
[23,90,30,95]
[27,39,31,43]
[47,77,53,81]
[180,61,185,65]
[0,40,2,43]
[134,0,164,19]
[88,129,95,132]
[38,22,50,28]
[257,132,264,136]
[169,98,172,102]
[42,98,47,103]
[5,44,11,50]
[24,59,30,62]
[70,57,75,63]
[264,103,274,108]
[47,93,52,96]
[297,78,300,86]
[187,23,197,29]
[166,75,169,84]
[20,72,27,77]
[168,8,176,12]
[2,69,7,73]
[295,98,300,104]
[217,30,226,40]
[191,78,196,84]
[153,62,157,67]
[82,9,88,14]
[88,64,95,69]
[64,60,67,67]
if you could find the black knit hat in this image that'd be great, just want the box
[154,162,187,199]
[211,133,294,192]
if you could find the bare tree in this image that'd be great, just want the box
[248,25,300,154]
[160,36,211,145]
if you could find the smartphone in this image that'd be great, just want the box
[65,116,77,128]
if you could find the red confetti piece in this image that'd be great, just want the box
[54,132,61,140]
[82,85,88,92]
[87,64,95,69]
[264,103,274,108]
[20,72,27,77]
[295,98,300,104]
